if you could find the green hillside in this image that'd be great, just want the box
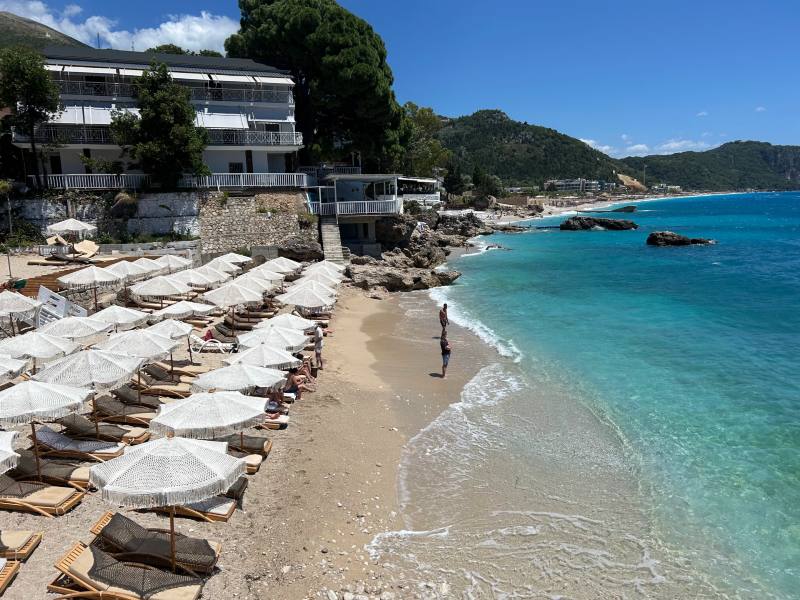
[435,109,628,187]
[0,12,88,50]
[621,141,800,191]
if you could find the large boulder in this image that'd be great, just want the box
[612,205,637,213]
[407,231,447,267]
[375,214,417,249]
[646,231,715,246]
[436,212,493,237]
[560,216,638,230]
[276,237,323,261]
[348,264,461,292]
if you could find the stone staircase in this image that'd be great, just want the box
[319,216,346,264]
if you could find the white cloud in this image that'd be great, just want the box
[696,110,709,117]
[625,144,650,155]
[655,139,710,153]
[621,133,631,142]
[755,106,767,112]
[0,1,238,53]
[579,138,617,156]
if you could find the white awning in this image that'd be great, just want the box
[64,65,117,76]
[45,64,63,73]
[84,106,112,125]
[169,71,209,81]
[195,112,249,129]
[210,74,255,84]
[253,76,294,85]
[52,106,84,125]
[119,68,143,77]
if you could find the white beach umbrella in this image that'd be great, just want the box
[216,252,251,265]
[206,258,241,275]
[237,326,308,352]
[131,257,166,275]
[245,267,285,283]
[290,279,338,298]
[191,364,285,393]
[0,354,27,381]
[223,344,301,370]
[203,283,262,308]
[33,349,143,391]
[0,331,79,368]
[39,316,114,341]
[275,287,335,310]
[296,269,343,286]
[0,290,41,319]
[255,313,317,333]
[260,259,294,274]
[170,268,219,289]
[89,437,247,570]
[98,330,181,362]
[155,255,192,273]
[194,265,231,285]
[0,431,19,475]
[150,391,267,439]
[45,218,96,238]
[130,276,191,300]
[268,257,302,271]
[147,319,194,340]
[151,300,215,321]
[306,259,345,273]
[92,305,150,332]
[58,266,122,310]
[106,260,150,281]
[230,276,273,295]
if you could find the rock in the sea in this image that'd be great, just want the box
[276,237,323,261]
[436,212,493,238]
[560,216,638,231]
[612,205,637,213]
[646,231,715,246]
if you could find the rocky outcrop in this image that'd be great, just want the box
[277,237,324,262]
[646,231,715,246]
[612,205,637,213]
[347,264,461,292]
[436,212,494,238]
[560,216,638,231]
[374,214,417,248]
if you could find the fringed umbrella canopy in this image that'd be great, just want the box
[206,258,241,275]
[150,392,267,438]
[260,259,294,274]
[246,267,285,283]
[146,319,194,340]
[155,255,192,272]
[191,364,285,393]
[306,260,346,273]
[106,260,150,281]
[230,276,273,295]
[237,326,308,352]
[223,344,301,370]
[130,257,166,275]
[203,283,262,308]
[290,279,338,298]
[0,331,79,361]
[57,266,121,290]
[0,354,27,381]
[33,349,143,391]
[0,381,91,424]
[98,330,181,361]
[255,313,317,332]
[267,257,302,271]
[194,265,231,285]
[89,437,246,508]
[151,301,216,321]
[0,291,42,319]
[130,276,191,299]
[45,218,96,238]
[170,269,218,289]
[92,305,150,331]
[295,270,343,287]
[275,287,335,310]
[216,252,251,265]
[0,431,19,475]
[39,316,114,341]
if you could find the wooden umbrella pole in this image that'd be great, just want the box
[170,506,177,572]
[93,287,98,311]
[30,422,42,481]
[170,352,175,380]
[137,369,142,404]
[187,336,193,364]
[92,393,100,438]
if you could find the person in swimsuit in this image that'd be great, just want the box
[439,303,449,335]
[440,332,451,378]
[284,367,312,402]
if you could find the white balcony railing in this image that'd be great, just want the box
[308,199,402,216]
[402,192,441,206]
[34,172,305,190]
[205,130,303,146]
[31,173,151,190]
[180,172,308,188]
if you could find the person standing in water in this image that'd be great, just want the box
[439,303,449,335]
[440,332,452,378]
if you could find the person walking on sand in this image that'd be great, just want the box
[439,303,449,335]
[440,332,451,378]
[314,323,325,370]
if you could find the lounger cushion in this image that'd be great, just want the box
[19,485,75,507]
[0,531,34,551]
[244,454,262,469]
[187,496,235,516]
[36,426,124,455]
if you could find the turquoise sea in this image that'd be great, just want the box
[372,192,800,598]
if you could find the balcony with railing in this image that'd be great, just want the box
[31,172,307,190]
[308,198,402,216]
[205,129,303,146]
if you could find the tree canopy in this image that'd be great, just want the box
[226,0,403,169]
[110,63,209,188]
[0,45,60,186]
[146,44,224,58]
[401,102,450,178]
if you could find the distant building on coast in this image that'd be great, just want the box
[544,178,615,193]
[650,183,683,193]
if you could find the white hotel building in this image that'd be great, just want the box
[13,46,305,190]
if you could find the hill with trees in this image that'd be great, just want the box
[0,12,87,50]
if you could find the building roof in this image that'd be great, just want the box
[41,45,288,77]
[323,174,403,182]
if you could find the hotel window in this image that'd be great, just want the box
[229,162,244,174]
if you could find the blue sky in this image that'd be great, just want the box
[4,0,798,157]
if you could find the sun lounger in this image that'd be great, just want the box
[130,373,192,398]
[153,496,237,523]
[225,476,248,502]
[95,397,157,426]
[0,559,19,596]
[0,475,85,517]
[218,433,273,457]
[57,414,150,445]
[153,361,212,377]
[0,530,42,561]
[113,384,169,409]
[10,450,91,491]
[143,364,195,384]
[33,426,126,462]
[189,335,234,353]
[73,239,99,259]
[48,542,203,600]
[260,414,290,430]
[223,316,257,330]
[90,512,221,575]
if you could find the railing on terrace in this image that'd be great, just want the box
[402,192,441,206]
[308,199,402,216]
[31,172,305,190]
[54,80,293,104]
[180,172,307,188]
[205,130,303,146]
[16,125,113,145]
[30,173,150,190]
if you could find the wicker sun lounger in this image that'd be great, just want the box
[113,385,168,409]
[33,426,126,462]
[153,361,212,377]
[94,397,157,426]
[0,559,19,596]
[0,475,84,517]
[10,450,91,491]
[217,433,273,457]
[143,364,195,384]
[57,414,150,445]
[0,530,42,561]
[152,496,237,523]
[90,512,221,575]
[48,542,203,600]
